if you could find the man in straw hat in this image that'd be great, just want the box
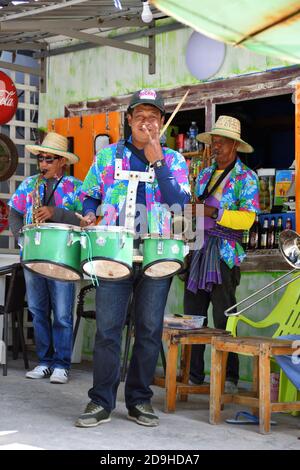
[184,115,260,393]
[75,88,190,428]
[8,132,83,384]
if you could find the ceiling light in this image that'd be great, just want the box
[141,0,153,23]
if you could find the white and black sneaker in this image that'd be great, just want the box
[50,368,69,384]
[26,365,52,379]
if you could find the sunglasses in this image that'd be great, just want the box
[37,155,61,164]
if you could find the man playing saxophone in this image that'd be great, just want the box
[8,132,83,384]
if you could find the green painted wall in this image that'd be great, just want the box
[39,22,291,127]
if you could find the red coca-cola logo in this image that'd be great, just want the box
[0,71,18,125]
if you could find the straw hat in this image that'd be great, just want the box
[196,115,254,153]
[26,132,79,164]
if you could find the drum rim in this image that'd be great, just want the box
[23,223,81,232]
[142,258,183,279]
[22,259,82,281]
[81,257,133,281]
[82,225,134,235]
[142,233,184,241]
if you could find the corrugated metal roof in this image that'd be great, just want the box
[152,0,300,63]
[0,0,165,52]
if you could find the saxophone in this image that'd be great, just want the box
[32,171,46,224]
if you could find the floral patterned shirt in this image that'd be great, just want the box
[8,173,83,224]
[195,158,260,268]
[81,143,190,233]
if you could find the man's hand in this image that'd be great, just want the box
[79,211,97,227]
[35,206,54,223]
[142,122,164,165]
[191,202,216,218]
[204,204,217,218]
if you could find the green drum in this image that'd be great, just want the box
[81,226,134,280]
[142,234,187,279]
[21,223,82,281]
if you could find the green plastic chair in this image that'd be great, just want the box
[226,275,300,411]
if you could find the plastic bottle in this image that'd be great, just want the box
[189,122,199,152]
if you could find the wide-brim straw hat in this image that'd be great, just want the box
[196,115,254,153]
[26,132,79,164]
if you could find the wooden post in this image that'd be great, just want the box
[164,341,179,413]
[259,343,271,434]
[209,338,223,424]
[179,345,192,402]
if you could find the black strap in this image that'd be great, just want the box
[116,139,149,166]
[43,176,64,206]
[125,141,148,165]
[198,159,236,202]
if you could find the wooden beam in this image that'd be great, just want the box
[42,28,151,56]
[0,60,41,76]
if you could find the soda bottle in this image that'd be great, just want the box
[267,217,275,249]
[274,217,283,249]
[189,122,199,152]
[248,214,261,250]
[260,218,269,249]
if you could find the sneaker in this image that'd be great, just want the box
[75,401,111,428]
[25,365,52,379]
[50,368,69,384]
[225,380,239,394]
[128,403,159,427]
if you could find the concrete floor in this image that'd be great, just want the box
[0,356,299,451]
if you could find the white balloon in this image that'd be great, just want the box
[186,31,226,80]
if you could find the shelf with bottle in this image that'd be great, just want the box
[242,213,290,252]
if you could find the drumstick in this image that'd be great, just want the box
[160,89,190,138]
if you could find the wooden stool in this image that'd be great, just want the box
[209,335,300,434]
[153,327,229,412]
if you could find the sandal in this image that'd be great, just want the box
[225,411,277,425]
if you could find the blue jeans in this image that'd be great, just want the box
[24,268,75,370]
[88,267,171,412]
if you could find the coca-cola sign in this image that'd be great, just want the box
[0,72,18,124]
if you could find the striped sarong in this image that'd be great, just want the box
[187,226,243,293]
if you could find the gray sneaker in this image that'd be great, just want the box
[75,401,111,428]
[128,403,159,427]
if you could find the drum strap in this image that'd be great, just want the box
[114,139,155,231]
[43,176,64,206]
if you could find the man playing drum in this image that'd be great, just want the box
[76,89,190,427]
[8,132,83,384]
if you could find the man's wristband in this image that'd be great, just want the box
[152,159,166,169]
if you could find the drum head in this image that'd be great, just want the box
[82,259,131,280]
[24,262,81,281]
[144,260,182,278]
